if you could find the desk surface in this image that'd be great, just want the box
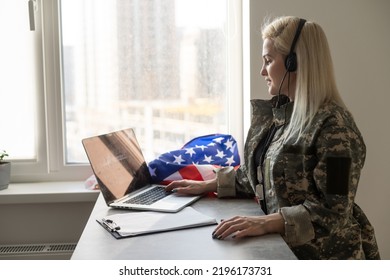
[72,194,297,260]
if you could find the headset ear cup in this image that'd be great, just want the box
[285,18,306,72]
[285,53,297,72]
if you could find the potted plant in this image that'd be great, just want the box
[0,150,11,190]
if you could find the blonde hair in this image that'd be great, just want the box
[262,16,345,141]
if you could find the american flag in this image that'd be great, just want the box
[148,134,240,184]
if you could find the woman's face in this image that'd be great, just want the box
[261,38,296,99]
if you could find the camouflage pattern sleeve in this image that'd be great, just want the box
[215,165,255,198]
[215,166,236,197]
[310,122,365,237]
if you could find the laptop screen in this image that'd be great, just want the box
[82,129,152,205]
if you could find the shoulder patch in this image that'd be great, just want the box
[326,157,351,196]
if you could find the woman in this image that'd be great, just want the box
[165,16,380,260]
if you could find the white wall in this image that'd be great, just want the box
[249,0,390,259]
[0,182,98,259]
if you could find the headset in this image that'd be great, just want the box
[285,18,306,72]
[275,18,306,108]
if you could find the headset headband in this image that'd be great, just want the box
[285,18,306,72]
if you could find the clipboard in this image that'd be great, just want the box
[97,207,217,239]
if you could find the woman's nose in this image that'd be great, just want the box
[260,65,267,76]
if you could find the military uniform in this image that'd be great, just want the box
[216,96,380,260]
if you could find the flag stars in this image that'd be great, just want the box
[224,139,234,152]
[173,154,186,164]
[195,145,207,151]
[185,147,196,157]
[148,134,240,183]
[215,149,226,159]
[225,155,235,166]
[203,155,213,164]
[149,167,157,177]
[213,137,225,144]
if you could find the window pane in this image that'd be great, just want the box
[0,1,38,160]
[61,0,228,163]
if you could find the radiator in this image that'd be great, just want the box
[0,243,77,260]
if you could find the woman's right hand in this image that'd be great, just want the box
[165,178,217,195]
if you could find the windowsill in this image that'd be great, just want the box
[0,181,100,205]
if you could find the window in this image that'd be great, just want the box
[0,0,49,181]
[4,0,243,182]
[0,1,39,161]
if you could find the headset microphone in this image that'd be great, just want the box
[276,70,289,108]
[276,18,306,108]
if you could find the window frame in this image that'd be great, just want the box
[11,0,244,183]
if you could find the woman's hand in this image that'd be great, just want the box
[212,212,285,240]
[165,178,217,195]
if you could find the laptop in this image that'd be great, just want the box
[82,128,201,212]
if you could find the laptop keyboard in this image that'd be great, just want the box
[124,186,170,205]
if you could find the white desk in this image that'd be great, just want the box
[71,193,297,260]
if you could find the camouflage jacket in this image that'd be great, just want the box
[216,96,380,260]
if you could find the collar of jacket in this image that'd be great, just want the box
[250,95,293,127]
[272,101,293,127]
